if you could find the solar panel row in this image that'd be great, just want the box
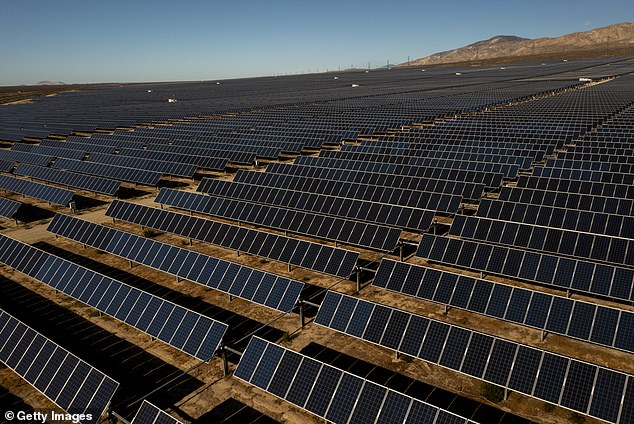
[532,166,634,185]
[416,234,634,302]
[547,158,634,174]
[0,234,227,362]
[517,175,634,199]
[0,160,15,173]
[116,148,228,171]
[47,214,304,313]
[374,259,634,353]
[196,178,434,232]
[0,174,74,206]
[265,162,485,200]
[154,188,401,252]
[233,170,462,213]
[341,144,536,167]
[449,215,634,267]
[294,156,504,189]
[499,186,634,216]
[235,336,473,424]
[15,164,121,196]
[105,200,359,278]
[0,308,119,423]
[87,153,198,178]
[314,291,634,423]
[0,197,21,218]
[0,150,53,167]
[476,199,634,239]
[318,150,521,178]
[11,143,87,160]
[53,158,162,186]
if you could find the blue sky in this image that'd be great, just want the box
[0,0,631,85]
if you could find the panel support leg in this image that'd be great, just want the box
[444,304,449,314]
[503,388,508,401]
[356,269,361,293]
[222,347,230,377]
[299,301,306,328]
[541,330,546,342]
[288,264,292,272]
[399,243,404,262]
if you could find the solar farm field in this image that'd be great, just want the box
[1,58,634,424]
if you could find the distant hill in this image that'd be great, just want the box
[405,23,634,66]
[36,81,66,86]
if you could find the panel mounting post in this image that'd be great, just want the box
[299,301,306,327]
[356,268,361,292]
[221,347,230,377]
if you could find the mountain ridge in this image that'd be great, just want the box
[404,23,634,67]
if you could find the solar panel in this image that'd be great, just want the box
[0,234,227,362]
[294,155,504,189]
[233,170,462,213]
[265,162,486,200]
[40,140,117,155]
[0,174,74,206]
[15,164,120,196]
[147,144,258,164]
[105,200,358,278]
[47,214,304,313]
[0,150,53,167]
[416,234,634,302]
[53,158,162,186]
[116,148,228,171]
[0,159,15,173]
[449,215,634,267]
[499,186,634,216]
[318,150,521,178]
[0,308,119,423]
[11,143,87,160]
[130,400,182,424]
[235,336,473,424]
[517,175,634,199]
[476,198,634,239]
[87,153,198,178]
[314,291,632,423]
[155,188,401,252]
[373,259,634,354]
[196,178,434,232]
[0,197,21,218]
[532,166,634,185]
